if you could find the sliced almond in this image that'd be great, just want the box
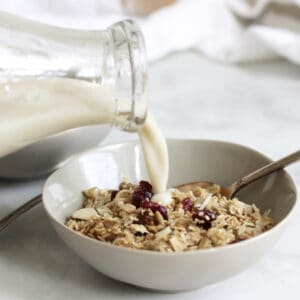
[72,208,100,220]
[155,226,171,240]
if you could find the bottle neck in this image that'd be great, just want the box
[106,20,148,132]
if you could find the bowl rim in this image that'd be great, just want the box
[0,123,112,159]
[42,138,298,256]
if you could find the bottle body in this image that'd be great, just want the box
[0,12,147,177]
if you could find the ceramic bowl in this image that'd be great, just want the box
[0,124,110,179]
[43,139,297,291]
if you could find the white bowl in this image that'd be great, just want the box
[0,124,110,179]
[43,139,297,291]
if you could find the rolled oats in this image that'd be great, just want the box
[66,179,274,252]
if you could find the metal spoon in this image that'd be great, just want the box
[1,150,299,232]
[0,194,42,231]
[176,150,300,198]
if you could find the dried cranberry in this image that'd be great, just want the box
[132,190,143,207]
[110,190,118,201]
[144,201,168,220]
[148,201,160,210]
[182,197,193,212]
[138,211,156,225]
[139,180,153,193]
[132,189,152,208]
[157,205,168,220]
[192,209,216,230]
[133,180,168,220]
[140,198,151,209]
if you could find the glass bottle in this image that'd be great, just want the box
[0,11,148,178]
[0,11,148,131]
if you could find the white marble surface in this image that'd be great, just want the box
[0,52,299,299]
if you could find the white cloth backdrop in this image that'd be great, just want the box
[0,0,299,65]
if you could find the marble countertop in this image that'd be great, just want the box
[0,52,299,299]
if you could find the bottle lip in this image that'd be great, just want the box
[108,20,148,132]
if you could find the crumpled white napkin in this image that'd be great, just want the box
[0,0,299,64]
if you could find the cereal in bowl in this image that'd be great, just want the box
[66,179,274,252]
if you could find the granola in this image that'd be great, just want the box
[66,179,274,252]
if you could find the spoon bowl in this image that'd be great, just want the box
[176,150,299,199]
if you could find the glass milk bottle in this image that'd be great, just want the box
[0,12,147,178]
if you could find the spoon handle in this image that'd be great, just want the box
[0,194,42,232]
[230,150,300,197]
